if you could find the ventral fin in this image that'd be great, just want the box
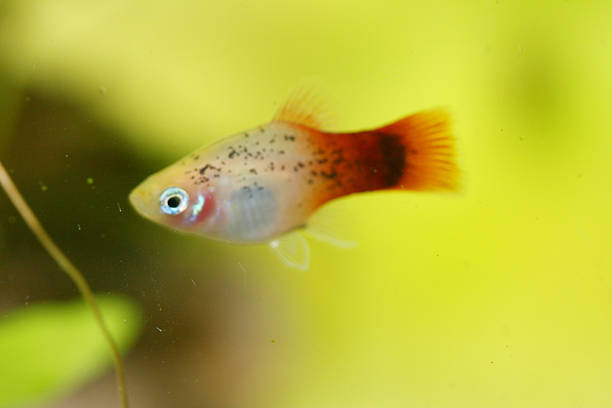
[269,231,311,270]
[273,85,333,130]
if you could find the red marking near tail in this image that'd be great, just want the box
[307,109,459,208]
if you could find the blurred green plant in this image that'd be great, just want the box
[0,159,133,407]
[0,294,141,408]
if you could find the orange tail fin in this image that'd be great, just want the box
[303,108,460,208]
[379,109,460,192]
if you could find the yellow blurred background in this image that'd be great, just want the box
[1,0,611,407]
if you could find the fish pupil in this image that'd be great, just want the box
[167,196,181,208]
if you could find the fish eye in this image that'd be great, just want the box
[160,187,189,215]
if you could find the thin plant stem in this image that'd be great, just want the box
[0,160,129,408]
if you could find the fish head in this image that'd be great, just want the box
[129,163,222,236]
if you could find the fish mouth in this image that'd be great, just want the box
[128,186,156,220]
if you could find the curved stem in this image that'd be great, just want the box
[0,161,129,408]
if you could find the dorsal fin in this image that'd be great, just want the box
[273,86,332,130]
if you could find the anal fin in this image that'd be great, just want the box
[302,227,358,249]
[304,204,359,249]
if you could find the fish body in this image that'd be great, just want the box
[129,90,459,247]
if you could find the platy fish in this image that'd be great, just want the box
[129,89,459,269]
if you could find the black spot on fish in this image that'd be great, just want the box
[242,185,253,199]
[249,168,258,175]
[377,132,406,187]
[321,170,337,179]
[199,164,210,175]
